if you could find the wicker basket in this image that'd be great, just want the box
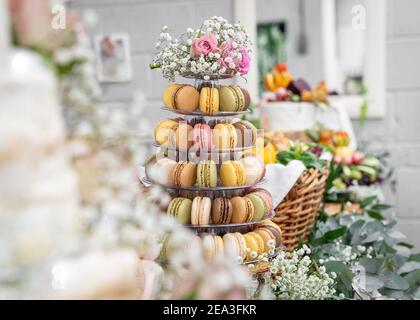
[272,164,330,251]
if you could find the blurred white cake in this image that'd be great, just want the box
[0,50,82,271]
[260,101,316,132]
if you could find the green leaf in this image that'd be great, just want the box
[398,262,420,274]
[398,242,414,249]
[404,269,420,286]
[372,204,393,211]
[367,210,384,221]
[362,231,381,244]
[409,253,420,262]
[324,226,347,241]
[360,274,385,292]
[360,195,377,208]
[324,261,354,291]
[305,129,319,142]
[359,257,382,273]
[384,273,410,290]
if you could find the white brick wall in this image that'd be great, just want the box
[71,0,420,249]
[353,0,420,249]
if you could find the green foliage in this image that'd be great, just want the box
[277,144,326,171]
[309,197,420,299]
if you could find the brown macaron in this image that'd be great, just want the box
[172,162,197,187]
[239,87,251,110]
[258,221,282,247]
[231,196,254,223]
[211,198,233,224]
[232,120,257,147]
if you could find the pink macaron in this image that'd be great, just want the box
[240,153,266,185]
[193,123,212,151]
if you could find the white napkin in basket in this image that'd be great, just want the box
[263,160,306,207]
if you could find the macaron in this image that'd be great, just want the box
[247,232,265,256]
[243,233,261,260]
[148,158,176,185]
[163,84,199,113]
[223,232,246,260]
[257,221,282,247]
[191,197,212,225]
[172,162,197,187]
[230,196,254,223]
[192,123,212,151]
[219,85,246,112]
[154,119,179,145]
[251,189,273,216]
[211,198,233,224]
[253,228,275,252]
[239,87,251,110]
[220,160,245,186]
[239,155,265,185]
[202,235,224,261]
[159,234,175,260]
[199,87,219,114]
[232,120,257,147]
[196,160,217,188]
[245,193,268,221]
[167,197,192,224]
[163,83,182,109]
[174,122,193,150]
[213,123,238,149]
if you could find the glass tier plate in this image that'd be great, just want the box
[152,142,255,153]
[178,72,237,80]
[156,245,283,270]
[185,212,275,235]
[161,106,250,117]
[141,177,266,192]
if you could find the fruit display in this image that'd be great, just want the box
[262,63,329,105]
[307,125,388,190]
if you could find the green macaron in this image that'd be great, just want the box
[219,86,245,112]
[197,161,217,188]
[167,197,192,224]
[245,193,268,221]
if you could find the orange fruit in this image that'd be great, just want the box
[264,73,276,92]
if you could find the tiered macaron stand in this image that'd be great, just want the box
[142,73,281,271]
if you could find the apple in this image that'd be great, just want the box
[352,151,365,165]
[275,88,288,101]
[343,156,353,166]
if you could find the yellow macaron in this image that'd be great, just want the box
[220,160,245,186]
[213,123,238,149]
[163,83,183,109]
[199,87,219,114]
[154,119,179,145]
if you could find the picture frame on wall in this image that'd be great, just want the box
[94,33,132,83]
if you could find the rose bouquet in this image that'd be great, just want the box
[150,16,252,81]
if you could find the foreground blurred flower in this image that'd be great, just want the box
[10,0,78,52]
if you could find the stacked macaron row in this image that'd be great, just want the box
[154,119,258,150]
[167,188,273,226]
[146,156,265,188]
[159,221,282,263]
[163,83,251,114]
[201,221,282,262]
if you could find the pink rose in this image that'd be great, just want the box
[238,47,250,75]
[191,33,217,57]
